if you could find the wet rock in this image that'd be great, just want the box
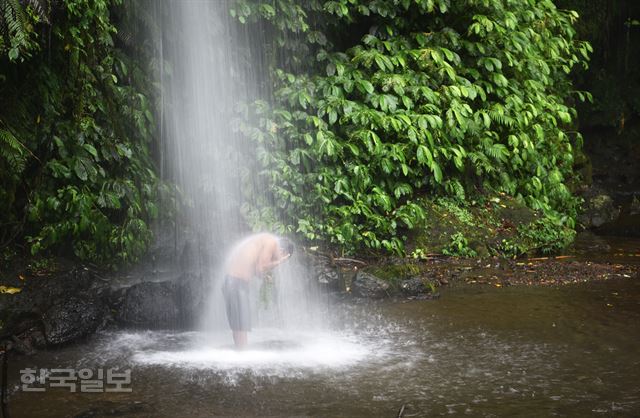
[177,273,208,327]
[579,187,621,228]
[120,243,180,284]
[42,297,106,346]
[116,281,180,328]
[316,264,340,287]
[630,195,640,216]
[303,253,345,291]
[10,326,46,354]
[498,202,537,225]
[0,264,111,351]
[179,241,200,275]
[400,277,436,296]
[351,272,390,298]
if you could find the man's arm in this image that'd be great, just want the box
[256,239,288,274]
[261,253,290,272]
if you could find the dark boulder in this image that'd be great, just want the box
[351,271,390,298]
[399,277,434,296]
[578,187,621,229]
[313,259,343,292]
[301,252,353,292]
[12,325,46,354]
[176,273,208,327]
[115,281,181,328]
[398,276,441,300]
[1,264,111,351]
[42,297,106,346]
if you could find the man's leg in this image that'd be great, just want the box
[232,331,247,349]
[233,279,251,350]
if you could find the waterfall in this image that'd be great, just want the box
[160,0,255,246]
[156,0,328,341]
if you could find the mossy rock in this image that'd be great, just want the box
[407,196,532,257]
[364,261,422,283]
[363,259,435,291]
[496,198,538,226]
[405,195,571,258]
[360,261,439,296]
[578,188,621,229]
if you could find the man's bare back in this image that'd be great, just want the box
[225,233,287,280]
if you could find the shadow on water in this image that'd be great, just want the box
[568,233,640,265]
[7,276,640,417]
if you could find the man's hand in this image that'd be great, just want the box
[259,253,290,272]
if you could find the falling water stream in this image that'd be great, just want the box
[157,0,330,339]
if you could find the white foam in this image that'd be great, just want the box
[106,328,377,373]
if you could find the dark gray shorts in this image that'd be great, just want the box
[222,275,251,331]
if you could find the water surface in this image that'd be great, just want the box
[8,276,640,417]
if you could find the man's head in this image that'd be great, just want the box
[277,237,294,258]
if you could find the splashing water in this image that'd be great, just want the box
[130,329,375,372]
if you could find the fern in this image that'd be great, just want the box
[0,0,42,59]
[0,127,27,173]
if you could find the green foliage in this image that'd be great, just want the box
[442,232,477,257]
[0,0,164,266]
[435,198,474,226]
[497,216,575,257]
[235,0,590,255]
[410,247,428,260]
[0,0,42,60]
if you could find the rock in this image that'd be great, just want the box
[630,195,640,216]
[302,253,345,291]
[406,196,540,258]
[116,281,181,328]
[579,187,621,228]
[399,277,434,296]
[316,264,340,287]
[498,202,537,225]
[11,326,46,354]
[42,297,106,346]
[176,273,208,327]
[120,244,180,284]
[1,264,112,351]
[351,272,390,298]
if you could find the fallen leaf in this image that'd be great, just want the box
[0,286,22,294]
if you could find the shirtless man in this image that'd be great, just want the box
[222,233,294,349]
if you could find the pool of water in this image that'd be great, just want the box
[7,277,640,417]
[568,234,640,265]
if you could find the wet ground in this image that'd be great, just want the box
[6,270,640,417]
[389,233,640,289]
